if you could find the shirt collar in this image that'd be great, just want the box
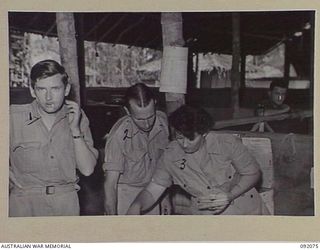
[127,117,141,138]
[148,113,166,140]
[30,100,41,119]
[128,111,165,140]
[169,133,220,162]
[169,141,187,162]
[204,133,221,154]
[25,100,41,125]
[27,100,68,125]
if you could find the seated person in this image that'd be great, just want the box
[252,79,291,132]
[255,79,290,117]
[127,105,269,215]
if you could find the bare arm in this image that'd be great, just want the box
[197,171,261,213]
[263,104,290,116]
[198,136,261,214]
[66,100,98,176]
[229,171,261,200]
[73,136,98,176]
[104,170,121,215]
[127,182,167,215]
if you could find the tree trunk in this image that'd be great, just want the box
[160,13,186,114]
[231,13,241,117]
[56,12,81,105]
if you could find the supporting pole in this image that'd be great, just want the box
[240,52,246,89]
[56,12,81,105]
[74,13,87,107]
[160,13,186,114]
[309,14,315,112]
[187,50,196,91]
[284,38,290,88]
[231,13,241,117]
[239,51,246,107]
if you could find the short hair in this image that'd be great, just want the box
[169,105,213,140]
[30,60,68,88]
[124,83,156,110]
[269,79,287,91]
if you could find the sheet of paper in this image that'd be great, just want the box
[241,137,274,189]
[159,46,188,94]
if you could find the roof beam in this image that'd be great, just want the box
[44,20,56,37]
[114,15,145,44]
[143,34,161,49]
[97,14,127,43]
[85,14,110,38]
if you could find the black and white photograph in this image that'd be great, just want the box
[1,1,319,242]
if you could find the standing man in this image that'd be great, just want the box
[9,59,98,217]
[103,83,170,215]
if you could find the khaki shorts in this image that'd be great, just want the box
[117,183,160,215]
[9,185,80,217]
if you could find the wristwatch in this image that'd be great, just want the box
[73,134,84,139]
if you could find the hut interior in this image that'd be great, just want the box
[8,11,314,216]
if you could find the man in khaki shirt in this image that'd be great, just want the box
[9,60,98,217]
[103,83,170,215]
[252,79,290,132]
[127,105,268,215]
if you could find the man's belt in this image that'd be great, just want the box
[10,183,79,195]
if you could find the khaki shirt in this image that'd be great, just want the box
[255,99,290,115]
[103,111,169,187]
[10,101,98,188]
[152,132,260,197]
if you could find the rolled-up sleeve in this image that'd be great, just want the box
[151,154,173,188]
[80,111,99,159]
[228,136,260,176]
[102,131,124,173]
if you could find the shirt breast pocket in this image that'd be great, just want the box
[124,149,146,166]
[12,141,42,173]
[208,153,234,185]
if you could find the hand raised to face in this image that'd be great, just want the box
[65,100,82,135]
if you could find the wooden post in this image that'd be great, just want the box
[74,13,87,107]
[284,39,290,88]
[309,15,315,112]
[195,53,200,88]
[187,50,196,91]
[239,52,246,107]
[161,13,186,114]
[56,12,81,105]
[240,52,246,88]
[231,13,241,117]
